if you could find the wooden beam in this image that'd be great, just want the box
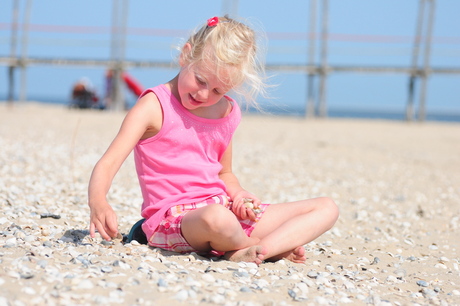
[306,0,317,118]
[419,0,436,122]
[318,0,329,118]
[407,0,426,121]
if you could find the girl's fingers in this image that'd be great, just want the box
[247,209,257,221]
[92,219,111,241]
[232,198,259,220]
[235,204,245,219]
[106,216,119,238]
[98,224,110,241]
[242,207,250,219]
[239,205,254,220]
[89,222,96,238]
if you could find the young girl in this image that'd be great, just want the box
[88,16,339,265]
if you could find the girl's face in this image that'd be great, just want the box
[177,44,236,111]
[177,65,231,110]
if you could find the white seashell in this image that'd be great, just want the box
[434,263,447,269]
[14,231,26,239]
[245,202,254,209]
[5,237,17,247]
[22,287,36,295]
[77,279,94,289]
[202,274,215,282]
[7,270,20,279]
[24,235,36,242]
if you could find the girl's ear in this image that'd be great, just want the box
[179,43,192,67]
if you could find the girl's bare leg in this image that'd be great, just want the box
[181,204,267,264]
[250,197,339,263]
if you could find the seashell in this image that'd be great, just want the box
[112,232,123,242]
[245,202,254,209]
[416,280,429,287]
[5,237,17,247]
[101,266,113,273]
[14,231,26,239]
[242,198,263,214]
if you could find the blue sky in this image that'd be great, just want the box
[1,0,459,115]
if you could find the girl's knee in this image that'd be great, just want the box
[199,204,239,234]
[319,197,339,225]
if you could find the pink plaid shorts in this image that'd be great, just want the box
[148,195,269,254]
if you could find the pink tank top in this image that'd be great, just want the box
[135,84,241,237]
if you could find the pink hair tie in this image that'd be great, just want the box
[207,16,219,27]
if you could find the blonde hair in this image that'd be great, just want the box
[180,16,268,108]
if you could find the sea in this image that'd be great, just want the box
[250,103,460,123]
[2,96,459,123]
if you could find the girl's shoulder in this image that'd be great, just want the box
[136,90,162,113]
[131,90,163,140]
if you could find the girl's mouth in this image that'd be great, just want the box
[189,94,202,106]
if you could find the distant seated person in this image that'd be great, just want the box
[70,77,100,109]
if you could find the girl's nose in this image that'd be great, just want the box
[197,88,209,101]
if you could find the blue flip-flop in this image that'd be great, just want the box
[126,219,148,244]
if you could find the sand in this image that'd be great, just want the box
[0,102,459,305]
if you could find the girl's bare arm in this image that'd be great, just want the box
[88,93,162,240]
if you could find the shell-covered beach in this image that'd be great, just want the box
[1,103,459,305]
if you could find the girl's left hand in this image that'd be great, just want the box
[231,191,262,221]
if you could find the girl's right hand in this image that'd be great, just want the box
[89,202,119,241]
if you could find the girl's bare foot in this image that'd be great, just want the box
[224,245,267,265]
[267,246,306,264]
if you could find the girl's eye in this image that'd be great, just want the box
[196,77,206,85]
[213,89,221,95]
